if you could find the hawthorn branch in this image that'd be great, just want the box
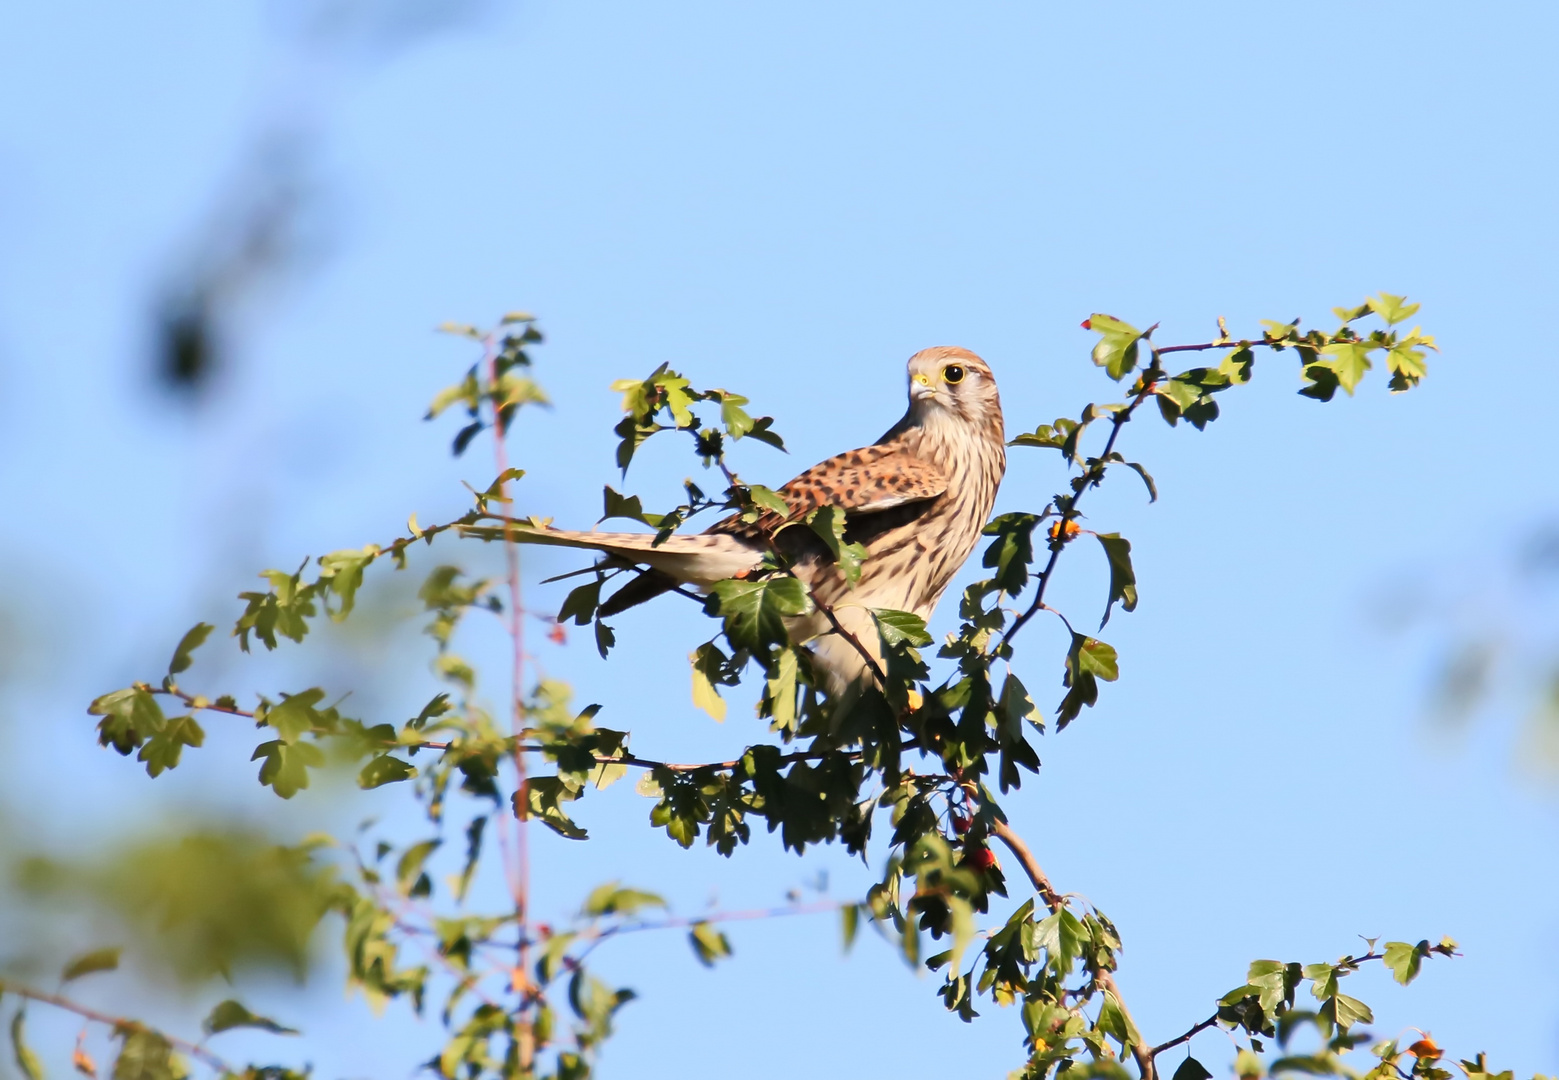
[1003,328,1305,650]
[1002,371,1160,649]
[989,819,1064,914]
[413,739,926,775]
[0,981,236,1074]
[1146,951,1391,1064]
[989,817,1155,1080]
[483,329,537,1032]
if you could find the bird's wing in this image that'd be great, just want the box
[714,443,946,540]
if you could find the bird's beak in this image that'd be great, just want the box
[910,372,935,402]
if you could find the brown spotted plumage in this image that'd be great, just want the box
[506,346,1007,692]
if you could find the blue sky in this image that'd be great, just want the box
[2,2,1557,1077]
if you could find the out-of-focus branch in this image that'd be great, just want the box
[0,981,236,1074]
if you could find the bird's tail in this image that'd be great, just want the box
[460,523,761,587]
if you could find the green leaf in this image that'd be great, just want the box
[594,619,616,659]
[482,467,526,499]
[1008,420,1070,451]
[395,839,440,897]
[1058,634,1119,728]
[745,484,791,517]
[167,623,214,677]
[1074,635,1119,680]
[137,715,205,778]
[90,687,166,755]
[426,373,479,420]
[1086,313,1145,381]
[263,688,327,744]
[112,1029,182,1080]
[807,506,867,585]
[359,755,417,790]
[708,577,809,652]
[1367,293,1420,326]
[557,577,602,626]
[1304,962,1338,1001]
[10,1011,43,1080]
[841,904,860,952]
[1096,533,1138,627]
[61,946,121,982]
[454,816,487,903]
[1319,340,1373,394]
[1298,362,1341,402]
[582,882,667,917]
[690,644,728,722]
[318,547,379,621]
[409,693,452,731]
[688,921,733,967]
[517,777,589,840]
[201,999,298,1036]
[873,609,933,648]
[600,486,663,528]
[1032,908,1085,978]
[1172,1058,1213,1080]
[1330,992,1373,1029]
[982,512,1041,594]
[760,645,801,735]
[1386,337,1430,392]
[252,740,326,799]
[1123,461,1158,502]
[1383,940,1429,985]
[1095,990,1141,1056]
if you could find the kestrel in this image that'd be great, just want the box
[504,347,1006,691]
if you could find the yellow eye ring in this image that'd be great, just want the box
[942,364,966,384]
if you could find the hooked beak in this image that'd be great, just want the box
[910,372,936,402]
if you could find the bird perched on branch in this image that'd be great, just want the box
[494,346,1006,692]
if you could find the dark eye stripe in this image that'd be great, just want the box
[942,365,965,384]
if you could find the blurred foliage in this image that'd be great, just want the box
[15,828,334,982]
[1383,518,1559,777]
[148,0,490,399]
[7,296,1541,1080]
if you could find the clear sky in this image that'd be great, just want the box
[1,2,1556,1077]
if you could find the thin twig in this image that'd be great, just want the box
[486,331,534,1025]
[1002,371,1160,648]
[413,739,926,774]
[0,982,237,1074]
[1147,1015,1222,1060]
[1145,952,1388,1064]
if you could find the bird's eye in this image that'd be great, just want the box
[942,365,966,384]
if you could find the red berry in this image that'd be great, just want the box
[962,845,997,870]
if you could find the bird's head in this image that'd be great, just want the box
[905,346,1001,429]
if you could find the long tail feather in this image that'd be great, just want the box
[461,524,761,586]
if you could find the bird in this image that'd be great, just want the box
[497,346,1007,693]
